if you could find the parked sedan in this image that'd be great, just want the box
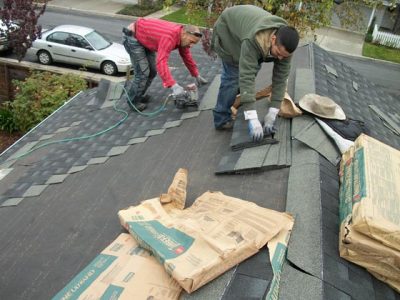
[0,20,19,52]
[28,25,131,76]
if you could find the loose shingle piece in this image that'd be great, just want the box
[216,100,291,174]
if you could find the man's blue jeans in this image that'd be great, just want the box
[213,61,239,128]
[123,35,157,104]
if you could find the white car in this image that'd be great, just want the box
[0,20,19,52]
[28,25,131,76]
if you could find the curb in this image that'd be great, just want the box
[44,3,182,21]
[0,57,126,83]
[45,5,135,21]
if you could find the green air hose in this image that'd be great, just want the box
[3,83,172,162]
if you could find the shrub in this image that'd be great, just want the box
[0,103,18,133]
[11,71,87,132]
[365,16,376,42]
[118,1,163,16]
[365,32,373,43]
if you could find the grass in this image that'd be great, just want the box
[362,42,400,64]
[161,7,211,27]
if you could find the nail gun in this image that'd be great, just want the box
[170,83,199,109]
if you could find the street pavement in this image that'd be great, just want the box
[48,0,366,56]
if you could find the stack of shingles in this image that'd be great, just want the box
[216,99,291,174]
[338,134,400,293]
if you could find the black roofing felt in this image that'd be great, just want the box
[0,42,399,299]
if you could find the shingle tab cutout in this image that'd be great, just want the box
[180,111,201,120]
[0,168,12,181]
[5,141,39,167]
[325,64,338,77]
[87,157,109,165]
[1,198,24,207]
[46,174,69,184]
[163,120,182,128]
[199,75,220,110]
[294,68,315,102]
[23,185,48,197]
[145,129,166,137]
[369,105,400,136]
[107,146,130,157]
[67,165,87,174]
[128,137,148,145]
[39,134,55,141]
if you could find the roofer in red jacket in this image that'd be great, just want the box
[123,18,208,111]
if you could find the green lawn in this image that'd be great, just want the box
[362,42,400,64]
[161,7,210,27]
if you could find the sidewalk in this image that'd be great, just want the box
[312,27,364,56]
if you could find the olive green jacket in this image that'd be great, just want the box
[211,5,291,107]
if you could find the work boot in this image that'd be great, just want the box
[216,121,234,131]
[139,94,151,103]
[127,100,147,112]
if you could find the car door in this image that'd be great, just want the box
[45,31,81,65]
[67,33,100,69]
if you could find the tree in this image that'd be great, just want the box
[185,0,334,35]
[0,0,47,61]
[394,5,400,34]
[185,0,398,34]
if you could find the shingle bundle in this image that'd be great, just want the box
[339,134,400,292]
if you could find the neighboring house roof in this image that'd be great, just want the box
[330,52,400,98]
[0,43,399,299]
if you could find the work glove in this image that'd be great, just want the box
[263,107,279,136]
[171,83,185,96]
[195,75,208,86]
[244,110,264,142]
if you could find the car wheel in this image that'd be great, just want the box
[37,50,52,65]
[101,61,117,76]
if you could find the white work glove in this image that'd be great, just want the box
[171,83,185,96]
[244,110,264,142]
[195,75,208,86]
[263,107,279,136]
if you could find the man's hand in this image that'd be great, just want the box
[248,119,264,142]
[244,110,264,142]
[171,83,185,96]
[195,75,208,86]
[263,107,279,136]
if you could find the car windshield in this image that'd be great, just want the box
[84,30,111,50]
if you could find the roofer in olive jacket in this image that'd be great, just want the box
[211,5,299,141]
